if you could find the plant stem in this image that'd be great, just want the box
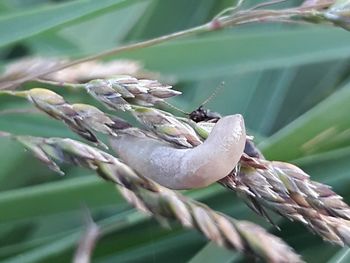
[33,79,85,89]
[0,23,209,90]
[0,2,331,90]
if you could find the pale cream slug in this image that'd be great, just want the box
[110,114,246,189]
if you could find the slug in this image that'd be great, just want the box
[110,114,246,190]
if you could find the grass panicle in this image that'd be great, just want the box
[221,153,350,246]
[3,78,350,249]
[5,133,302,263]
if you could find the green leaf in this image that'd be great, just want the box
[0,0,145,48]
[119,27,350,80]
[327,248,350,263]
[1,211,145,263]
[260,81,350,160]
[188,242,239,263]
[28,0,149,56]
[95,230,203,263]
[0,176,121,223]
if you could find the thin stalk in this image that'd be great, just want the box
[33,79,85,89]
[248,0,291,11]
[0,3,331,90]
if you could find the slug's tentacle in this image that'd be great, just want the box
[110,114,246,190]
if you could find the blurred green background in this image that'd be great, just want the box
[1,0,350,262]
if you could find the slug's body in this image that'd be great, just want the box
[110,114,246,190]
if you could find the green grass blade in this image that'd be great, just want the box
[260,82,350,160]
[188,242,239,263]
[0,176,121,223]
[1,211,144,263]
[0,0,144,48]
[120,27,350,80]
[327,248,350,263]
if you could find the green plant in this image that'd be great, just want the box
[1,1,350,263]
